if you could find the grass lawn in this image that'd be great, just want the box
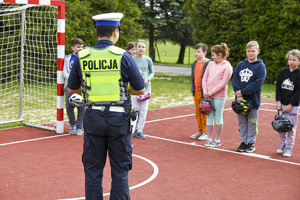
[0,73,276,129]
[141,40,276,108]
[144,41,195,66]
[149,73,276,110]
[1,40,276,129]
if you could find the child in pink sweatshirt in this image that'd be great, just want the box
[202,43,233,148]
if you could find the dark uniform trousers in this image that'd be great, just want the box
[82,106,132,200]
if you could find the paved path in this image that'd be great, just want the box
[153,64,191,75]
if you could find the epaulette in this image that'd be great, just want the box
[78,48,91,58]
[109,46,125,55]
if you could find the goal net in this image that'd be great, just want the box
[0,1,65,133]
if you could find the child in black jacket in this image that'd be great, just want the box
[275,49,300,157]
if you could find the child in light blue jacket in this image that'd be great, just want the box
[63,38,85,135]
[131,40,154,139]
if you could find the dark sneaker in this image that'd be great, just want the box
[136,132,146,139]
[236,142,247,152]
[245,143,255,153]
[132,130,138,137]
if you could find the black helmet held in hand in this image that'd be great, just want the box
[272,113,293,132]
[231,99,252,115]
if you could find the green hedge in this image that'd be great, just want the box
[185,0,300,83]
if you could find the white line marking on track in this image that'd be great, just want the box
[129,154,159,190]
[144,106,300,166]
[0,134,70,146]
[261,103,276,105]
[146,135,300,166]
[146,114,195,123]
[58,154,159,200]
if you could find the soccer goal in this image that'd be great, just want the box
[0,0,65,133]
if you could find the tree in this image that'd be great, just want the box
[131,0,165,62]
[158,0,194,64]
[132,0,194,64]
[65,0,94,52]
[243,0,300,83]
[65,0,144,54]
[184,0,246,65]
[184,0,300,83]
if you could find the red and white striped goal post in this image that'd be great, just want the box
[0,0,65,133]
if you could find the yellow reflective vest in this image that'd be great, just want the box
[78,46,128,105]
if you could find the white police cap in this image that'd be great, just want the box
[92,13,123,26]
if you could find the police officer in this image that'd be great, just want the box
[68,13,145,200]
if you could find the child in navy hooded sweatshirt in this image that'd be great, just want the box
[232,41,267,153]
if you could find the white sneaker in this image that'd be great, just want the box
[276,142,286,154]
[204,140,212,147]
[198,133,208,141]
[210,140,221,148]
[69,125,76,134]
[283,148,292,157]
[190,132,203,139]
[76,128,82,136]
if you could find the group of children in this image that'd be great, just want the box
[62,38,154,139]
[63,38,300,157]
[190,41,300,157]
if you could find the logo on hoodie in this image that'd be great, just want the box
[239,68,253,82]
[282,78,294,91]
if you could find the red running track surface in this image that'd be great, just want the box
[0,98,299,200]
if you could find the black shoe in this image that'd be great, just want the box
[245,143,255,153]
[236,142,247,152]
